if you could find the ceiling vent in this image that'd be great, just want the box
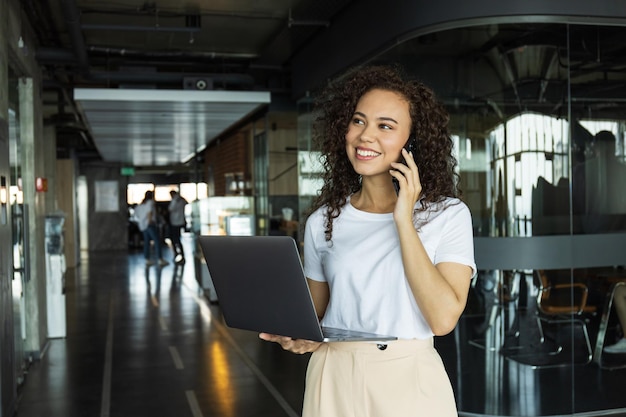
[183,77,213,90]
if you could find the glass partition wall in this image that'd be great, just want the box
[297,22,626,416]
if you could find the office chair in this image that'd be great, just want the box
[532,269,596,365]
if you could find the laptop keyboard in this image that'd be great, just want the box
[322,327,358,337]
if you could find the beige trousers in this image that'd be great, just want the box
[302,338,457,417]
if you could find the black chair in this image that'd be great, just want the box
[532,269,596,365]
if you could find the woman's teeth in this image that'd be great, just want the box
[357,149,380,157]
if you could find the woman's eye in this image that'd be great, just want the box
[352,118,364,125]
[379,124,392,130]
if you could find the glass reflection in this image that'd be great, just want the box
[293,20,626,415]
[305,21,626,416]
[488,113,569,237]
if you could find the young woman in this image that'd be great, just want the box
[260,65,476,417]
[136,190,168,267]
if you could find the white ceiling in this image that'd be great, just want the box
[73,89,271,167]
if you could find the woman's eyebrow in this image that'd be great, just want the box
[378,116,398,124]
[353,111,399,125]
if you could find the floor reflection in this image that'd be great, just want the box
[206,341,236,417]
[458,269,626,416]
[13,249,626,417]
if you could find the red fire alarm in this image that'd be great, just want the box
[36,177,48,192]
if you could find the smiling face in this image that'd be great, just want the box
[345,88,412,180]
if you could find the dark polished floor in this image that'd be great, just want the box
[14,236,626,417]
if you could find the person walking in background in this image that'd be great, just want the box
[136,190,168,267]
[168,190,188,264]
[260,65,476,417]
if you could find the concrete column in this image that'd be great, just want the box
[0,0,7,116]
[0,0,17,414]
[20,77,48,357]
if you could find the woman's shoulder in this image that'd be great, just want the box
[422,197,468,212]
[306,205,327,223]
[415,197,471,226]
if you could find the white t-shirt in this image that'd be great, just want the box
[135,200,155,232]
[304,197,476,340]
[168,195,187,226]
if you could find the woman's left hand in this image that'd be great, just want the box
[390,148,422,220]
[259,333,322,354]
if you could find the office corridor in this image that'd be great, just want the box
[15,241,309,417]
[14,236,626,417]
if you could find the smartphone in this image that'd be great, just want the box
[392,135,418,195]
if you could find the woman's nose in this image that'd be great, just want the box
[359,126,376,142]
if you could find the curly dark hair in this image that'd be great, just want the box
[309,64,461,241]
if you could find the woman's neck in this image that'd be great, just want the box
[350,186,397,213]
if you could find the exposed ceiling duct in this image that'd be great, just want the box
[32,0,355,170]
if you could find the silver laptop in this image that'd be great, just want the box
[198,235,397,343]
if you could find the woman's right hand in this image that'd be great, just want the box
[259,333,322,354]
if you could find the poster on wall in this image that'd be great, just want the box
[95,180,119,212]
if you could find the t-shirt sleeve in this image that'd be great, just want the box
[435,203,477,277]
[303,210,327,282]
